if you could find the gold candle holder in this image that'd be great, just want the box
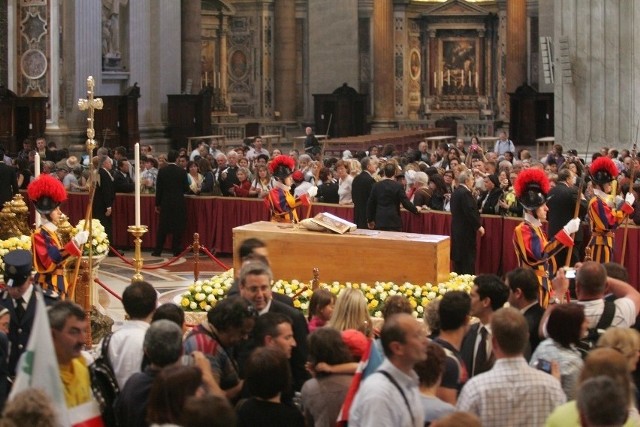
[127,225,148,282]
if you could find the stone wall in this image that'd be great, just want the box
[553,0,638,152]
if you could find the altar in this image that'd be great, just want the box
[233,221,450,286]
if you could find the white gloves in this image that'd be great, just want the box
[625,192,636,206]
[307,186,318,198]
[73,230,90,247]
[563,218,581,235]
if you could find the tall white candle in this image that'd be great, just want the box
[476,72,479,89]
[433,71,437,89]
[447,70,450,85]
[469,70,471,86]
[34,152,41,227]
[134,143,141,227]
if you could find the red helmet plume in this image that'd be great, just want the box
[27,174,67,214]
[513,168,550,210]
[269,155,296,181]
[589,156,618,185]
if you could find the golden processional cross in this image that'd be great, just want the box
[72,76,103,346]
[77,76,103,153]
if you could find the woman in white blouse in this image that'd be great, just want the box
[335,159,353,205]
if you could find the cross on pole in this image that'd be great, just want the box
[77,76,103,153]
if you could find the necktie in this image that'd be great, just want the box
[15,297,25,322]
[474,326,489,376]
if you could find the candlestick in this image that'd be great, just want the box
[134,143,141,227]
[34,152,41,227]
[128,225,148,282]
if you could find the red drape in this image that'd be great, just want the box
[22,192,639,288]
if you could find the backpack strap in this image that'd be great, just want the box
[101,332,114,370]
[596,300,616,331]
[377,370,415,427]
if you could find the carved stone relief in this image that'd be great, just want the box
[18,5,49,98]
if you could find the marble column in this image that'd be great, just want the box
[372,0,395,126]
[506,0,526,93]
[0,1,7,86]
[219,16,228,98]
[274,0,296,120]
[181,0,201,93]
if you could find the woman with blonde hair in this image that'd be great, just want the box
[328,288,372,338]
[597,327,640,373]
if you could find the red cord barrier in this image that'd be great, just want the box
[201,247,231,271]
[108,245,191,269]
[94,277,123,301]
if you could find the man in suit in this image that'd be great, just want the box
[506,267,545,360]
[547,169,587,267]
[238,260,309,391]
[153,150,189,257]
[113,158,134,193]
[93,155,116,255]
[450,171,484,274]
[0,147,18,207]
[460,274,509,378]
[366,163,419,231]
[0,249,58,376]
[351,157,378,229]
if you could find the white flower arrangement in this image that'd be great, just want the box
[0,235,32,275]
[181,270,475,318]
[73,219,110,256]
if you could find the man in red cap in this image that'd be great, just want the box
[513,168,580,307]
[27,174,89,298]
[264,155,316,223]
[586,156,635,263]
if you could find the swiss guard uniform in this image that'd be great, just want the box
[264,155,314,223]
[512,169,580,308]
[27,174,88,298]
[586,156,635,263]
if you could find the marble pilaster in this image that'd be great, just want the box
[0,0,7,86]
[552,0,640,153]
[274,0,295,121]
[181,0,201,94]
[372,0,394,125]
[308,0,359,95]
[506,0,526,93]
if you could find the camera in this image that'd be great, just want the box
[470,144,479,151]
[535,359,552,374]
[565,268,576,279]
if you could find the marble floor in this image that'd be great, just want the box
[97,250,231,324]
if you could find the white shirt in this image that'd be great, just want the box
[350,359,424,427]
[577,298,637,328]
[107,320,150,388]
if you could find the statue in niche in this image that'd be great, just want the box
[102,0,128,69]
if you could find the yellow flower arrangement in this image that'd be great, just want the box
[0,235,32,275]
[181,270,475,318]
[72,219,110,256]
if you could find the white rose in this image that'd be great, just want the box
[207,294,216,302]
[189,302,197,310]
[195,293,205,302]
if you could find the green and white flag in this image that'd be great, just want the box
[9,290,71,426]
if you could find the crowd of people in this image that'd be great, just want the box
[0,131,640,426]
